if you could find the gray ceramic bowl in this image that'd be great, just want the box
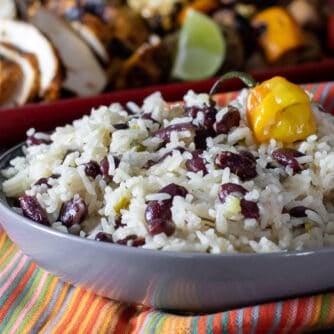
[1,144,334,313]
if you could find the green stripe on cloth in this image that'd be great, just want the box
[192,315,199,334]
[29,279,65,333]
[0,259,31,309]
[3,269,44,330]
[15,274,54,333]
[319,294,330,325]
[222,309,229,334]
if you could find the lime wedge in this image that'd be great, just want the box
[172,9,226,81]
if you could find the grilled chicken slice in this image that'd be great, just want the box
[0,43,39,107]
[31,8,107,96]
[0,56,22,104]
[0,19,61,100]
[71,13,110,63]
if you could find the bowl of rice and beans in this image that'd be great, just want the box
[0,76,334,311]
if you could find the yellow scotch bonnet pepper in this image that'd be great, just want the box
[210,72,317,144]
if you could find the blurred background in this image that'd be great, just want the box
[0,0,334,109]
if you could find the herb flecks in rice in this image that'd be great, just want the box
[2,88,334,253]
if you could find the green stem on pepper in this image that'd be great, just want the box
[209,71,257,97]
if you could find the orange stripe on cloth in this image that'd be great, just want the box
[287,296,312,333]
[313,84,325,105]
[308,294,323,327]
[282,299,299,334]
[239,305,255,333]
[226,308,238,334]
[49,287,87,333]
[90,302,121,334]
[77,295,106,332]
[0,229,6,245]
[69,290,101,332]
[97,303,127,334]
[196,314,209,333]
[38,281,72,333]
[253,302,278,333]
[143,312,192,334]
[59,288,97,333]
[168,314,192,334]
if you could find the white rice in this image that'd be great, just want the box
[2,88,334,253]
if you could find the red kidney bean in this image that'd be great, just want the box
[100,156,120,177]
[272,148,305,173]
[59,197,88,227]
[213,105,241,134]
[289,206,313,218]
[114,217,126,229]
[84,161,101,178]
[141,113,153,120]
[186,105,217,131]
[100,157,109,177]
[145,199,172,222]
[155,122,195,143]
[116,234,146,247]
[95,232,114,243]
[215,151,257,180]
[240,199,260,219]
[159,183,188,198]
[19,195,50,225]
[147,218,176,236]
[144,183,187,236]
[185,150,208,174]
[218,183,247,203]
[131,236,146,247]
[194,128,216,150]
[33,174,60,187]
[186,105,218,149]
[26,134,52,146]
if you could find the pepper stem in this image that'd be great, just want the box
[209,71,257,96]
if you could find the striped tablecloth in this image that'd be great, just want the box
[1,228,334,333]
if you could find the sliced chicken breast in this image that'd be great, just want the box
[0,19,61,99]
[71,13,110,64]
[0,55,22,104]
[0,43,39,107]
[31,8,107,96]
